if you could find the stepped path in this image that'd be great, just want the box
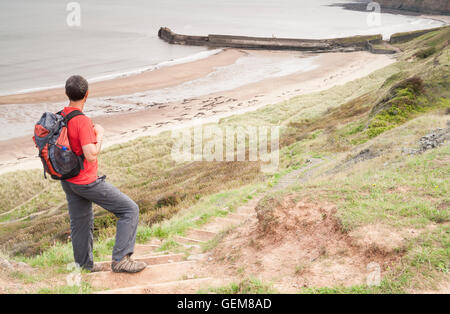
[88,159,324,294]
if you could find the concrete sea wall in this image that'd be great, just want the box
[158,27,383,53]
[158,26,449,53]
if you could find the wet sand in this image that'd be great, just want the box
[0,49,243,105]
[0,49,396,175]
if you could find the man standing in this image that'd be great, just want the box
[60,75,146,273]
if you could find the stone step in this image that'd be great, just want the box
[174,235,206,245]
[95,277,227,294]
[236,205,256,215]
[179,243,202,253]
[133,244,160,256]
[226,212,255,221]
[185,228,217,241]
[214,216,241,224]
[86,261,199,290]
[246,197,262,206]
[200,217,240,233]
[95,253,186,271]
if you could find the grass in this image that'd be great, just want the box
[285,117,449,292]
[15,242,74,270]
[0,131,263,256]
[390,26,448,44]
[37,282,92,294]
[415,47,437,59]
[198,277,277,294]
[15,183,265,269]
[8,271,42,284]
[201,226,235,252]
[135,183,264,243]
[288,136,449,234]
[0,26,449,294]
[299,282,403,294]
[334,34,382,45]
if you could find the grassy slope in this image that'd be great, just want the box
[0,27,448,293]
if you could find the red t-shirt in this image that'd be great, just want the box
[62,107,98,185]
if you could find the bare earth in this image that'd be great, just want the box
[0,49,395,175]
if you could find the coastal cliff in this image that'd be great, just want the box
[367,0,450,14]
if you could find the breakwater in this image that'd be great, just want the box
[158,27,383,53]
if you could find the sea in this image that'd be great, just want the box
[0,0,445,96]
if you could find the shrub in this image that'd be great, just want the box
[414,47,436,59]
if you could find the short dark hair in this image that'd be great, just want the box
[65,75,88,101]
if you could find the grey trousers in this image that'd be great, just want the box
[61,176,139,270]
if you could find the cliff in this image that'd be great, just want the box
[367,0,450,15]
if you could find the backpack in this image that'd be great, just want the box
[33,110,85,180]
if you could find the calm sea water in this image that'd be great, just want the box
[0,0,445,96]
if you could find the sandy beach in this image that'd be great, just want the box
[0,49,244,105]
[0,49,395,175]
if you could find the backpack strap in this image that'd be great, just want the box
[61,110,84,122]
[58,109,86,163]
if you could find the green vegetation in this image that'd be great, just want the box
[414,47,437,59]
[334,34,382,45]
[367,76,427,138]
[0,26,448,294]
[201,227,234,252]
[0,132,263,256]
[15,183,264,270]
[389,26,448,44]
[199,277,277,294]
[37,283,92,294]
[366,75,447,138]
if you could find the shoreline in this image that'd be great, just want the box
[1,12,447,105]
[0,49,243,105]
[0,49,396,175]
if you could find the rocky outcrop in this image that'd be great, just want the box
[158,27,383,53]
[402,122,450,155]
[374,0,450,15]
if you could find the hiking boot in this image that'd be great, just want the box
[89,263,104,273]
[111,255,146,273]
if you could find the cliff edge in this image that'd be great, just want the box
[367,0,450,15]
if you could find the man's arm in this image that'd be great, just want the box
[82,124,104,163]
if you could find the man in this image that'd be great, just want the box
[60,75,146,273]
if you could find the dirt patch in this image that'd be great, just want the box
[349,224,415,255]
[205,196,400,292]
